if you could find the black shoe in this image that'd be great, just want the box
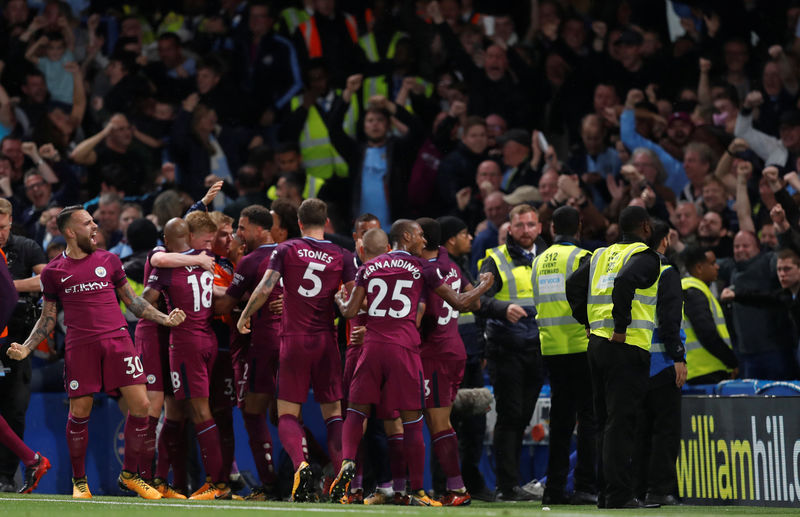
[645,493,680,506]
[0,478,14,493]
[470,487,496,502]
[608,497,660,509]
[541,491,570,505]
[228,473,246,493]
[569,490,598,505]
[495,486,537,502]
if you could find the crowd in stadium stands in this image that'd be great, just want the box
[2,0,800,505]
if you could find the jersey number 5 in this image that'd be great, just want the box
[367,278,412,318]
[298,262,326,297]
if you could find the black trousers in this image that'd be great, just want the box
[587,336,649,507]
[490,346,543,492]
[0,341,32,481]
[542,352,597,497]
[633,366,681,498]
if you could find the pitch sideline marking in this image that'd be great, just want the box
[0,496,503,515]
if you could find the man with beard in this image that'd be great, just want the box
[697,211,733,258]
[237,199,356,503]
[477,204,547,501]
[214,206,282,500]
[328,84,425,227]
[7,206,186,499]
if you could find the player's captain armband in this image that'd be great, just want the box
[538,274,564,294]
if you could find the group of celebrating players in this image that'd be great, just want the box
[7,197,493,506]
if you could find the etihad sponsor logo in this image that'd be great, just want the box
[677,414,800,504]
[297,248,333,263]
[364,258,421,279]
[65,281,109,294]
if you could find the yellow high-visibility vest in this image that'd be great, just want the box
[532,243,591,355]
[587,243,659,350]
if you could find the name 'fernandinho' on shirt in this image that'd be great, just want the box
[361,256,422,279]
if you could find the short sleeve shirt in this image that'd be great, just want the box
[40,249,128,346]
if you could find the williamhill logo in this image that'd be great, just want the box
[677,408,800,507]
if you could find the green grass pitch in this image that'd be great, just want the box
[0,494,795,517]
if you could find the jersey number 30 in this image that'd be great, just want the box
[367,278,412,318]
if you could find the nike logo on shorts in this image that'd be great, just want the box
[132,372,143,378]
[61,275,73,282]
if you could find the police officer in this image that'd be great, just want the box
[478,204,546,502]
[633,219,687,505]
[565,206,661,509]
[681,246,738,384]
[532,206,597,506]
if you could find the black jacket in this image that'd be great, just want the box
[479,234,548,354]
[655,254,686,363]
[449,249,485,362]
[328,99,425,225]
[566,234,660,335]
[436,142,488,217]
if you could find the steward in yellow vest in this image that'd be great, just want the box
[531,206,597,505]
[565,206,661,509]
[632,218,686,506]
[681,246,737,384]
[476,205,545,501]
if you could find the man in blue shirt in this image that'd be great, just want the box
[328,76,426,227]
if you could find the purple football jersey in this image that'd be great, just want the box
[40,249,128,346]
[268,237,355,335]
[355,250,444,351]
[420,247,467,359]
[136,246,167,334]
[147,249,215,344]
[227,244,282,342]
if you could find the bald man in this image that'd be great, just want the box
[134,218,215,497]
[470,192,510,276]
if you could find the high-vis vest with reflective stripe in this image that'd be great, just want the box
[681,276,733,380]
[275,7,311,35]
[532,243,591,355]
[478,244,533,307]
[362,75,433,114]
[587,243,659,350]
[649,264,686,376]
[300,14,358,58]
[290,95,353,180]
[358,31,407,63]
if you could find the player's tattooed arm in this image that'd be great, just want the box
[118,282,186,327]
[237,269,280,333]
[141,286,160,307]
[7,300,58,359]
[435,272,494,312]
